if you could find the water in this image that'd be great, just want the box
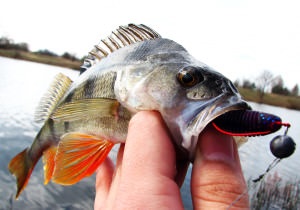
[0,56,299,209]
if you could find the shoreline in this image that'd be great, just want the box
[238,87,300,111]
[0,49,81,70]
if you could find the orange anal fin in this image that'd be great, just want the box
[42,146,57,185]
[52,132,114,185]
[8,148,35,199]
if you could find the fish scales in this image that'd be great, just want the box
[8,23,251,198]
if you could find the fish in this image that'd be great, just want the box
[8,23,250,198]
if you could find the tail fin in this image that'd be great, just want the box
[8,149,35,199]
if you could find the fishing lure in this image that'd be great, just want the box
[212,110,290,137]
[213,109,295,160]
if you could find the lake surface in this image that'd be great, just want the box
[0,57,299,209]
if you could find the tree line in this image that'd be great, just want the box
[0,37,81,62]
[234,70,299,98]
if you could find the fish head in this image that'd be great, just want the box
[115,39,250,159]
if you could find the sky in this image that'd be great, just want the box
[1,0,300,89]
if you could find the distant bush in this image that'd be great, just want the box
[242,79,256,89]
[61,52,79,61]
[271,76,291,95]
[34,49,58,57]
[0,37,29,51]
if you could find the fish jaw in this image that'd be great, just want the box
[164,91,250,160]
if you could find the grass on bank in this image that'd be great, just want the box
[0,49,81,70]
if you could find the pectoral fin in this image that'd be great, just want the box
[52,132,114,185]
[51,98,120,121]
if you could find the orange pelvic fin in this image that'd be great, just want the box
[8,148,35,199]
[52,132,114,185]
[42,146,57,185]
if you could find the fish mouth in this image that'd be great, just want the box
[182,94,250,160]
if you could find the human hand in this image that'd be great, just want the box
[94,111,249,209]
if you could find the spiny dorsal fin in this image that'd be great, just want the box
[80,24,161,74]
[35,73,73,123]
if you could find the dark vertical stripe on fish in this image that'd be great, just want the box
[64,121,70,132]
[48,118,56,140]
[65,91,74,102]
[84,77,97,98]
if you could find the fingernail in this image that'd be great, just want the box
[199,126,236,165]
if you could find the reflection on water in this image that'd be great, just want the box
[0,57,299,209]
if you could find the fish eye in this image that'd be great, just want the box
[176,66,204,87]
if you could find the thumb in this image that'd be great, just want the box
[113,111,184,209]
[191,125,249,209]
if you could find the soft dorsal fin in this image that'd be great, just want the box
[80,24,161,74]
[35,73,73,123]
